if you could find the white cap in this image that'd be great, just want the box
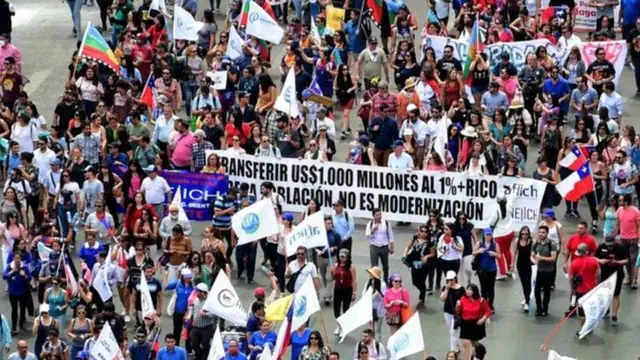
[403,128,414,136]
[40,304,50,313]
[196,283,209,292]
[445,271,457,280]
[181,268,193,278]
[407,103,418,112]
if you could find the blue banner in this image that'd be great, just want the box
[160,171,230,221]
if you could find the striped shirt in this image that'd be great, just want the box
[191,298,216,328]
[212,195,235,229]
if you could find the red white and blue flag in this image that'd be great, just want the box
[140,74,157,111]
[578,144,596,159]
[540,6,568,24]
[308,77,323,96]
[271,304,293,360]
[559,145,588,171]
[556,163,595,201]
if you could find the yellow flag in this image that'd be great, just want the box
[265,295,294,321]
[326,6,345,32]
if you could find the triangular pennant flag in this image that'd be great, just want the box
[226,25,245,60]
[203,271,249,326]
[207,326,225,360]
[90,323,126,360]
[171,186,189,221]
[387,312,424,360]
[173,5,204,41]
[337,287,373,342]
[284,211,328,257]
[274,67,300,118]
[245,0,284,44]
[231,199,279,245]
[290,276,321,332]
[139,273,156,317]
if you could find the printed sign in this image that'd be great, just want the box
[160,171,229,220]
[214,151,546,228]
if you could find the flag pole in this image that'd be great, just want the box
[355,0,367,38]
[72,22,91,81]
[56,243,66,277]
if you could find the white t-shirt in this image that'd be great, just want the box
[30,116,47,132]
[58,182,81,205]
[140,176,171,205]
[435,0,450,19]
[10,123,37,153]
[288,261,318,292]
[539,220,562,244]
[33,149,56,184]
[387,152,414,170]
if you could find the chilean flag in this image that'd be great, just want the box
[559,145,588,171]
[540,6,567,24]
[556,163,595,201]
[140,73,157,111]
[271,304,293,360]
[578,144,596,159]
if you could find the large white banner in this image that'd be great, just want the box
[422,36,626,86]
[90,323,125,360]
[577,272,617,339]
[214,151,546,228]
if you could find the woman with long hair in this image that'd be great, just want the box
[473,228,500,311]
[11,112,37,153]
[98,162,122,229]
[56,170,81,243]
[245,125,262,156]
[224,111,251,147]
[120,54,142,83]
[201,153,226,173]
[4,251,31,335]
[67,304,93,359]
[335,64,357,139]
[469,53,490,108]
[569,117,591,145]
[436,222,464,289]
[33,304,58,359]
[123,191,157,240]
[330,249,357,330]
[562,46,585,90]
[206,248,231,281]
[200,226,227,257]
[539,208,563,290]
[178,45,206,118]
[599,195,619,238]
[596,15,616,39]
[383,274,410,335]
[43,277,69,341]
[363,266,386,341]
[122,162,146,209]
[456,284,491,360]
[184,251,204,280]
[133,209,158,249]
[511,226,533,312]
[75,66,103,117]
[1,187,26,227]
[24,102,46,133]
[299,330,330,360]
[358,79,379,130]
[169,268,194,347]
[586,150,606,233]
[315,126,336,161]
[447,125,461,170]
[275,212,294,293]
[404,225,436,309]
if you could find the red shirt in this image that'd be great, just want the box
[536,33,557,45]
[458,296,491,321]
[566,233,597,260]
[569,256,600,294]
[224,123,251,145]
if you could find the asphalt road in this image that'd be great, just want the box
[5,0,640,359]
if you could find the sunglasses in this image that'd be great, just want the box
[360,352,368,355]
[233,138,240,142]
[393,279,402,283]
[310,337,318,340]
[419,229,427,233]
[297,253,305,256]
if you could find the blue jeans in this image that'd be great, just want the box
[71,345,84,360]
[58,205,77,239]
[111,27,122,46]
[66,0,82,38]
[181,83,198,118]
[235,243,257,281]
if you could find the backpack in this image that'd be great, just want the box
[367,220,390,239]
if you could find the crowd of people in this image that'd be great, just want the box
[2,0,640,358]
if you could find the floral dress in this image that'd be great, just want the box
[299,346,330,360]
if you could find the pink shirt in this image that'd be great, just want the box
[383,287,410,313]
[616,206,640,240]
[171,131,196,167]
[0,44,22,72]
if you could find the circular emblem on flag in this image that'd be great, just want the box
[294,296,307,317]
[392,332,409,353]
[177,18,184,28]
[249,13,259,23]
[218,288,237,307]
[242,213,260,234]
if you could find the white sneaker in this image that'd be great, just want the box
[520,300,526,306]
[523,304,529,312]
[334,326,340,335]
[124,315,131,323]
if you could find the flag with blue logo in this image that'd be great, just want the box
[232,199,279,245]
[387,312,424,360]
[274,67,300,118]
[308,76,323,96]
[290,276,321,332]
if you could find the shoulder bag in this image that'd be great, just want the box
[285,263,307,294]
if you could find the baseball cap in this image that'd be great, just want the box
[196,283,209,292]
[445,271,457,280]
[483,228,493,236]
[254,287,266,297]
[542,208,555,218]
[181,268,193,278]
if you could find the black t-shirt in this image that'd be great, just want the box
[442,285,466,314]
[595,243,628,277]
[202,124,224,149]
[134,276,162,311]
[586,59,615,83]
[127,255,154,286]
[95,313,126,343]
[55,101,82,132]
[436,57,462,81]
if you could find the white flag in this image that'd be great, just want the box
[171,186,189,221]
[274,67,300,119]
[90,323,126,360]
[310,17,320,42]
[290,276,321,332]
[337,287,373,343]
[284,211,328,257]
[232,199,279,246]
[207,326,225,360]
[150,0,167,12]
[203,271,248,326]
[548,350,576,360]
[226,26,244,60]
[387,312,424,360]
[245,0,284,44]
[139,274,155,317]
[206,71,228,90]
[173,5,203,41]
[259,345,272,360]
[577,272,617,339]
[92,264,113,302]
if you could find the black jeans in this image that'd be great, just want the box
[220,228,234,263]
[104,194,120,229]
[535,271,554,312]
[172,312,186,347]
[97,0,111,29]
[585,186,604,222]
[340,238,352,253]
[276,253,287,293]
[517,263,532,305]
[436,259,460,291]
[191,326,214,360]
[477,270,497,308]
[266,242,278,271]
[9,294,28,330]
[333,287,353,318]
[411,264,429,302]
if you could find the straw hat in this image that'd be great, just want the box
[403,77,417,91]
[366,266,382,280]
[460,126,478,138]
[509,97,524,109]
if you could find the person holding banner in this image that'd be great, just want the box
[569,243,601,335]
[595,234,628,325]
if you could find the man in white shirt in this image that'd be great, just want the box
[140,165,172,219]
[399,104,428,147]
[312,107,336,139]
[352,329,387,360]
[254,135,282,158]
[598,82,624,122]
[259,181,285,207]
[285,247,319,293]
[365,208,394,281]
[42,159,62,216]
[556,26,582,52]
[152,103,178,151]
[387,140,414,170]
[32,137,56,185]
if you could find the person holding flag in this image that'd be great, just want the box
[568,243,601,336]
